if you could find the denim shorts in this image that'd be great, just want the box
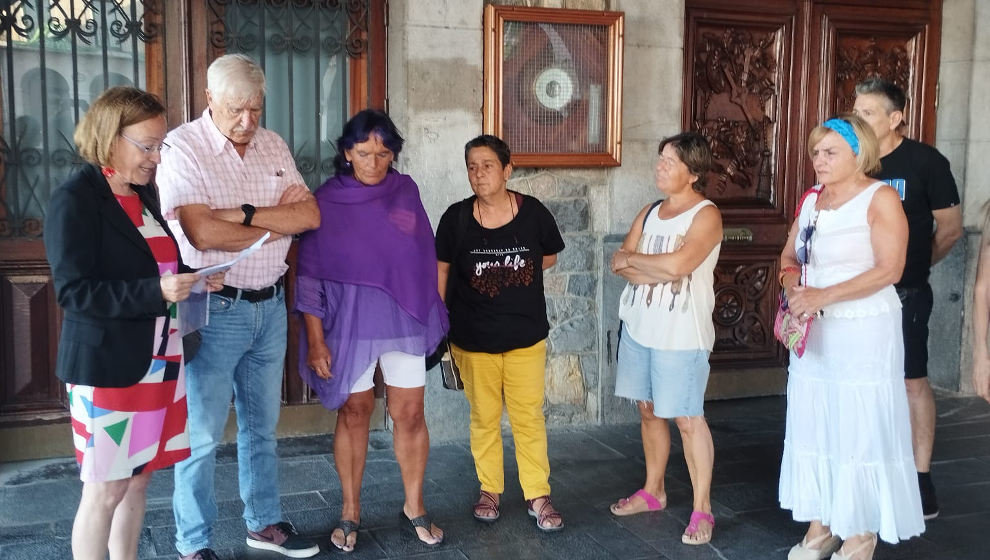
[614,324,711,418]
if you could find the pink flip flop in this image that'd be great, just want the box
[681,510,715,545]
[609,488,664,516]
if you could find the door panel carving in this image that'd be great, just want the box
[712,255,784,367]
[812,3,940,145]
[691,23,784,207]
[833,37,912,113]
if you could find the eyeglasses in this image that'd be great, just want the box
[120,133,170,154]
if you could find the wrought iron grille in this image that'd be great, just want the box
[207,0,369,189]
[0,0,369,239]
[0,0,158,239]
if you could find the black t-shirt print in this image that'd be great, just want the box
[436,193,565,354]
[468,244,537,297]
[874,138,960,289]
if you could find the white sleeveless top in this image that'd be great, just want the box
[796,182,901,318]
[618,199,721,351]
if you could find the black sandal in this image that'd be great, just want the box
[330,519,359,553]
[400,511,443,546]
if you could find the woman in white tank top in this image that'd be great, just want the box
[608,132,723,547]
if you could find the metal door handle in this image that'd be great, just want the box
[723,227,753,243]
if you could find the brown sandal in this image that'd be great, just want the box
[473,490,500,522]
[526,495,563,532]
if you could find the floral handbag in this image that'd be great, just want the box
[774,293,812,357]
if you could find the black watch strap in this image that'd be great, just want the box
[241,203,256,226]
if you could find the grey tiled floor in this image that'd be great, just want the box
[2,393,989,559]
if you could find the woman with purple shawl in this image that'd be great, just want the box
[295,110,448,552]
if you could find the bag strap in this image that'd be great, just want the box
[642,199,663,230]
[617,199,663,359]
[795,189,822,287]
[794,186,821,218]
[453,197,474,262]
[441,198,474,300]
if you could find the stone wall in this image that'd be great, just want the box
[509,171,600,423]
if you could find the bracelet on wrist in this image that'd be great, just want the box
[778,266,800,287]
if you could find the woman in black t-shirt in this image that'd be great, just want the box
[436,135,565,532]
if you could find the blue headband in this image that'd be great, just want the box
[822,118,860,155]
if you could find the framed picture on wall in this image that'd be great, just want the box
[483,5,624,167]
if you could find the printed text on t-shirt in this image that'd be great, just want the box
[468,247,535,297]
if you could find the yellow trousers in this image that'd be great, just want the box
[450,339,551,500]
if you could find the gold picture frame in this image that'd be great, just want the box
[483,5,624,167]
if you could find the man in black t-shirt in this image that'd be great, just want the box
[854,78,963,520]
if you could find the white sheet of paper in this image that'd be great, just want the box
[177,291,208,336]
[191,232,270,293]
[179,232,271,335]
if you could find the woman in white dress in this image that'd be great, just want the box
[778,114,924,560]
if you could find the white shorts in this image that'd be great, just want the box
[351,350,426,392]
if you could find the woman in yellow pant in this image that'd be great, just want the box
[436,135,565,532]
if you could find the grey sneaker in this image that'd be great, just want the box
[178,549,221,560]
[246,521,319,558]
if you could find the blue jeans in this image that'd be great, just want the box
[173,291,286,555]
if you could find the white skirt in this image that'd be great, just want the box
[778,309,925,543]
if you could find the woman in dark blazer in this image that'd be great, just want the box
[44,86,222,560]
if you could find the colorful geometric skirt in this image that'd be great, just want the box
[67,317,190,482]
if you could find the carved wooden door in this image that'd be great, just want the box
[684,0,942,396]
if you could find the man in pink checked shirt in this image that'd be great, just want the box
[157,53,320,560]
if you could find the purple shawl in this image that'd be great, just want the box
[297,171,440,322]
[295,171,448,409]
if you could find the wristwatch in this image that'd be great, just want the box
[241,203,256,226]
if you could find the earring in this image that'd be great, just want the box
[345,160,352,167]
[101,166,117,178]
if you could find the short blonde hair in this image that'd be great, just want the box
[207,53,266,103]
[807,112,880,176]
[74,86,165,167]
